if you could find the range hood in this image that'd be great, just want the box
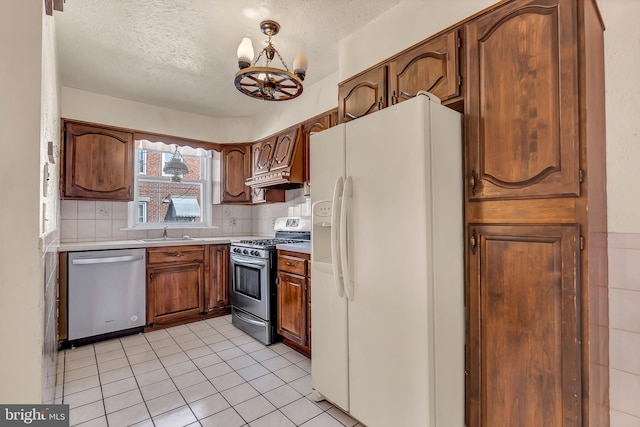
[246,126,305,189]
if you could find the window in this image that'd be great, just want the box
[138,150,147,175]
[130,141,213,228]
[137,199,149,223]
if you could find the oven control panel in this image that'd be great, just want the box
[274,216,311,232]
[231,247,268,258]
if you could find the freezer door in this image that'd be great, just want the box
[310,124,350,411]
[344,95,464,427]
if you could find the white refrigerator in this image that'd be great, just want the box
[310,93,464,427]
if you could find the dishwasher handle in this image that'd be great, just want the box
[71,255,144,265]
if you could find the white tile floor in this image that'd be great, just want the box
[56,315,365,427]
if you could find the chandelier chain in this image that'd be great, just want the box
[274,48,291,72]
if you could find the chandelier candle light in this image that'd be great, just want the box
[235,20,308,101]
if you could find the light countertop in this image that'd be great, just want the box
[276,242,311,254]
[59,235,268,252]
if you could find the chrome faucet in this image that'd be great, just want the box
[162,226,168,239]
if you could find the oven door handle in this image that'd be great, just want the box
[234,310,266,326]
[231,255,268,267]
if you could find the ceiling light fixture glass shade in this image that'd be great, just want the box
[234,20,307,101]
[163,147,189,182]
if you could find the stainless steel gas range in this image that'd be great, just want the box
[230,217,310,345]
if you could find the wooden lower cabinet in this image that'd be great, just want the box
[206,244,230,312]
[277,250,311,357]
[467,224,581,426]
[146,245,206,325]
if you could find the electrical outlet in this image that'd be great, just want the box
[229,218,237,227]
[271,218,276,227]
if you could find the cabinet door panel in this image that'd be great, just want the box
[220,145,251,203]
[270,129,299,173]
[389,29,460,104]
[466,0,579,200]
[252,137,276,176]
[277,272,307,346]
[63,123,134,200]
[338,66,387,123]
[148,262,205,324]
[467,224,580,427]
[208,245,230,310]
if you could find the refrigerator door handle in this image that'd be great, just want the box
[340,176,354,301]
[331,176,345,297]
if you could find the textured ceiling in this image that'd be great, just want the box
[55,0,405,118]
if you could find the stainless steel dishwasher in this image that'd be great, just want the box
[68,248,146,342]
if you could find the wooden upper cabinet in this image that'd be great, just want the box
[465,0,580,200]
[467,224,580,426]
[246,126,305,188]
[270,128,299,173]
[338,66,387,123]
[62,122,134,200]
[220,144,251,203]
[389,29,461,105]
[252,137,277,177]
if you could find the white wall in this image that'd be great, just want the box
[600,0,640,424]
[250,72,339,140]
[602,0,640,234]
[338,0,498,81]
[0,2,46,402]
[41,8,62,405]
[61,87,254,143]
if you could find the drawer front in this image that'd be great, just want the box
[278,254,307,276]
[147,246,205,264]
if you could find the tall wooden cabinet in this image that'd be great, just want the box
[464,0,608,426]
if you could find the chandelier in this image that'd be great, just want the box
[163,147,189,182]
[235,20,308,101]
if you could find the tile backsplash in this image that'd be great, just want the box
[608,232,640,424]
[59,189,310,243]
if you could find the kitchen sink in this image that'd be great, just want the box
[137,236,201,243]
